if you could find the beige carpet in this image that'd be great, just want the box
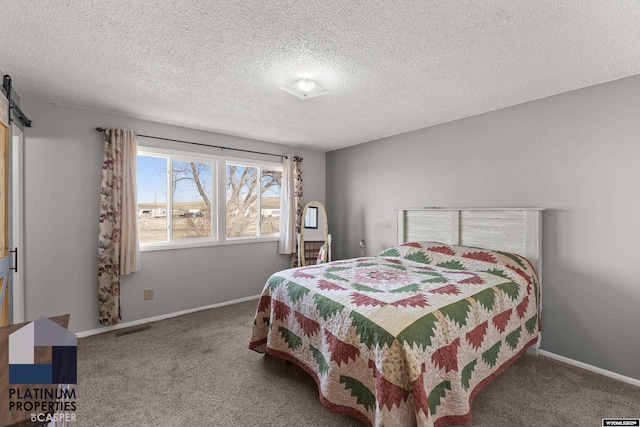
[76,300,640,426]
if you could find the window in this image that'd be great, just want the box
[137,155,169,244]
[225,161,282,239]
[137,147,217,249]
[172,160,213,240]
[137,146,282,250]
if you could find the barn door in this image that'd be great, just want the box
[0,90,10,326]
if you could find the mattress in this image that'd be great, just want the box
[250,241,540,426]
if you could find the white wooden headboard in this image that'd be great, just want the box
[397,208,544,279]
[397,208,544,355]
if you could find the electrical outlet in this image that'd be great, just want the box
[144,288,154,300]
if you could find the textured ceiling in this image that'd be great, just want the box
[2,1,640,151]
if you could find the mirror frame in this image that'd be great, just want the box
[298,201,329,266]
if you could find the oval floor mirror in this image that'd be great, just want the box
[298,201,331,266]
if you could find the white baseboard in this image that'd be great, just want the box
[76,294,261,338]
[538,350,640,388]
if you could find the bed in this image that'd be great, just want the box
[250,208,543,426]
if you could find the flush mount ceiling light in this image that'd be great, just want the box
[280,78,329,100]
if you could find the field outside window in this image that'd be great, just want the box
[137,149,217,247]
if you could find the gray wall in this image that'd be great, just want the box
[326,74,640,380]
[21,100,325,333]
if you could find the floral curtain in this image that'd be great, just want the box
[290,156,303,267]
[278,154,303,267]
[98,128,140,325]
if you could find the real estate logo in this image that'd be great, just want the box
[8,317,77,384]
[602,419,640,427]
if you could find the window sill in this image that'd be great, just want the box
[223,236,279,245]
[140,236,279,252]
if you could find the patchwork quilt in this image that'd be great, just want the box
[249,242,540,427]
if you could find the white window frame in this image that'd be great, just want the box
[224,158,283,241]
[137,146,282,252]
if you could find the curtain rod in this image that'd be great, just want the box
[95,127,286,159]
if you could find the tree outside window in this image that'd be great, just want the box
[226,163,281,238]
